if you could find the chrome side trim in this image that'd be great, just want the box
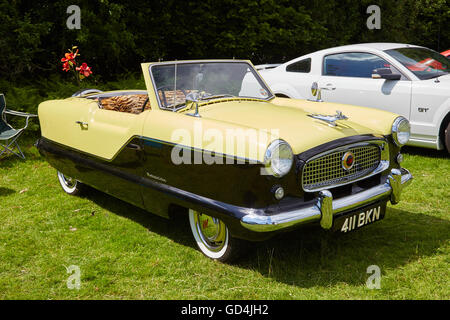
[241,168,413,232]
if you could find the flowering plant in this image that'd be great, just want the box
[61,46,92,85]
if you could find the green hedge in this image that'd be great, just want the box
[1,0,448,82]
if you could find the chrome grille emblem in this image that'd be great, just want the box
[342,151,355,171]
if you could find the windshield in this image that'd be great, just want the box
[150,61,273,110]
[385,47,449,80]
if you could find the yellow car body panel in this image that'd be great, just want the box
[38,98,147,160]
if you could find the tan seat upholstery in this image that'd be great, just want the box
[99,94,150,114]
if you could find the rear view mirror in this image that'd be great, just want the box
[372,68,401,80]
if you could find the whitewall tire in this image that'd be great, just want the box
[189,209,244,262]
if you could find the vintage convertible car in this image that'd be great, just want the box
[37,60,413,261]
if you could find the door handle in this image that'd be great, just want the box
[75,121,88,129]
[322,83,336,91]
[126,143,143,151]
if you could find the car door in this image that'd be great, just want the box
[72,103,148,208]
[316,52,412,119]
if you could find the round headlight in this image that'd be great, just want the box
[392,117,410,146]
[264,140,293,177]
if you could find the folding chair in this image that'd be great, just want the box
[0,94,37,160]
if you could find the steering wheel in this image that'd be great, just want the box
[157,86,187,108]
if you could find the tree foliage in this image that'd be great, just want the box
[0,0,448,82]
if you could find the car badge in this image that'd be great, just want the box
[308,110,348,127]
[342,151,355,171]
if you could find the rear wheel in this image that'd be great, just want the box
[57,171,84,195]
[188,209,245,262]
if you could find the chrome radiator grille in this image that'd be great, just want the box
[302,144,382,192]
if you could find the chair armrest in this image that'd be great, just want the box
[4,109,38,130]
[4,109,38,118]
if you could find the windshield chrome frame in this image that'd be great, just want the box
[148,60,275,111]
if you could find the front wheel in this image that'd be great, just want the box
[57,171,84,195]
[189,209,245,262]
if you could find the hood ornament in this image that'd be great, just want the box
[308,110,348,127]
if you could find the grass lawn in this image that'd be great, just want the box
[0,137,448,300]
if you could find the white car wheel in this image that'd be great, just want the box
[189,209,242,262]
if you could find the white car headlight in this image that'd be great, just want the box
[264,140,293,177]
[392,117,410,146]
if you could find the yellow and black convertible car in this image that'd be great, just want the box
[37,60,412,261]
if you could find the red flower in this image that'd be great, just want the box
[62,61,71,72]
[61,50,78,63]
[76,63,92,77]
[61,49,79,71]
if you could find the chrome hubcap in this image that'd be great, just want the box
[193,212,227,252]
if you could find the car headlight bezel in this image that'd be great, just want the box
[264,139,294,178]
[392,117,410,147]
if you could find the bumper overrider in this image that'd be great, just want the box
[241,168,413,232]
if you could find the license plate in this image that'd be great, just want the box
[332,201,387,233]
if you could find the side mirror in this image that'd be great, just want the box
[309,82,336,102]
[185,91,201,117]
[185,92,199,109]
[372,68,401,80]
[311,82,319,97]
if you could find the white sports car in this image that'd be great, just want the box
[258,43,450,151]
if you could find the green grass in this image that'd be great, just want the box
[0,139,448,299]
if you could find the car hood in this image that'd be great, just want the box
[194,99,389,154]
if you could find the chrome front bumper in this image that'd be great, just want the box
[240,168,413,232]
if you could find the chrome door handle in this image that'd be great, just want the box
[322,83,336,91]
[75,121,88,129]
[126,143,143,151]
